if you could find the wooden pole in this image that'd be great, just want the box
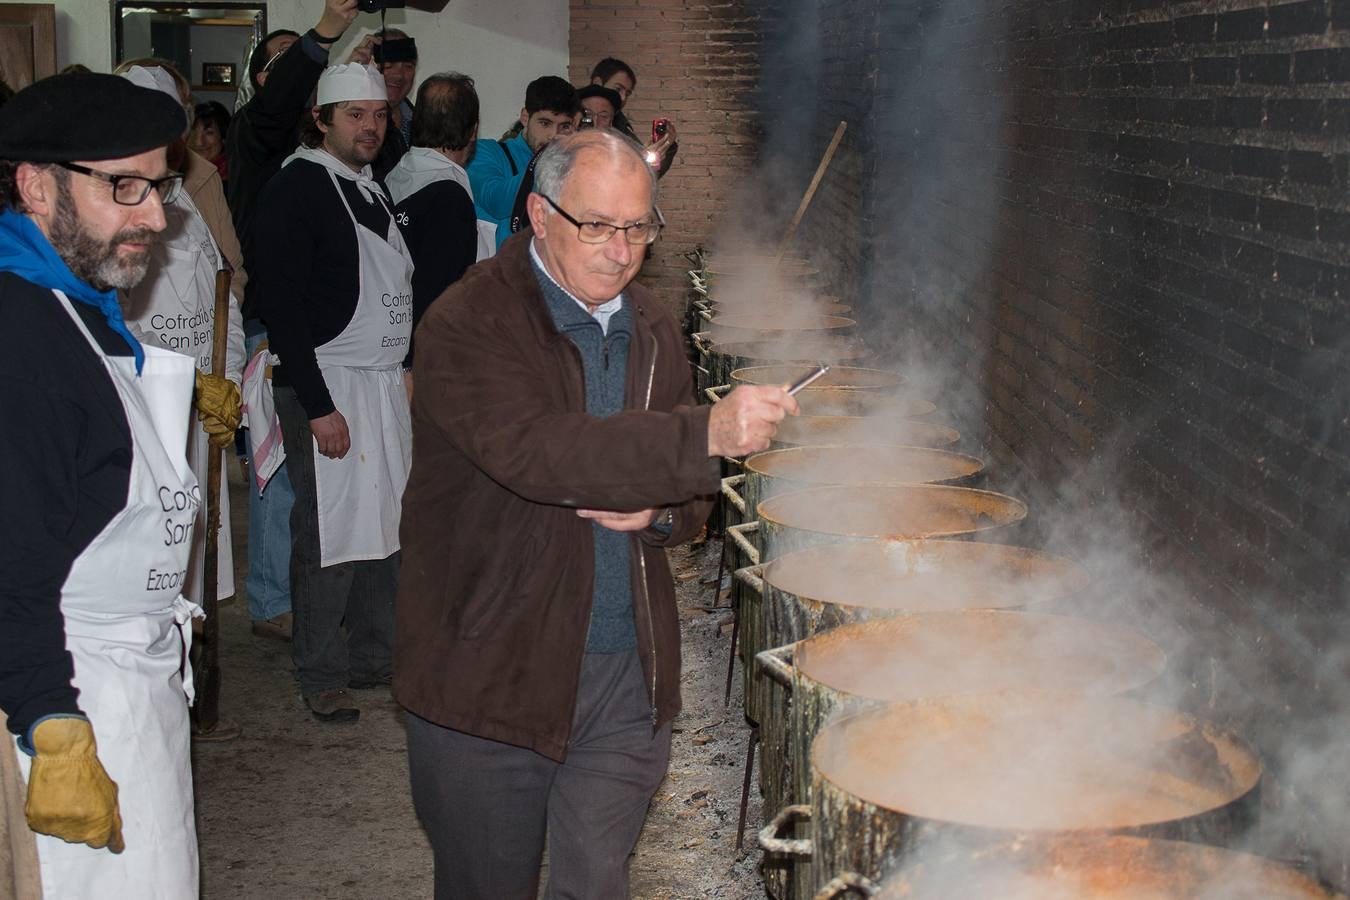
[194,268,232,732]
[774,120,848,261]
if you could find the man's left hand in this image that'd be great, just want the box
[195,373,242,448]
[577,509,658,532]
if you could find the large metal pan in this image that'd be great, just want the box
[726,485,1028,726]
[709,313,855,345]
[770,415,954,449]
[723,445,985,532]
[764,693,1262,900]
[753,610,1167,891]
[754,483,1027,561]
[692,334,871,400]
[817,834,1347,899]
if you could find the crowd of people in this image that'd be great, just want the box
[0,0,795,895]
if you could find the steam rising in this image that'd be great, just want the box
[697,0,1349,893]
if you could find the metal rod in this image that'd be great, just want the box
[786,364,830,396]
[735,726,759,850]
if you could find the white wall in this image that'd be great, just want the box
[14,0,569,137]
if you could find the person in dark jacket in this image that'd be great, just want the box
[396,130,797,900]
[590,57,678,178]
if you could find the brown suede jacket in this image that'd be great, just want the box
[394,233,719,761]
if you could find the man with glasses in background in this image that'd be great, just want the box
[396,130,798,899]
[0,73,204,896]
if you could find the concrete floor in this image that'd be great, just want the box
[191,464,764,898]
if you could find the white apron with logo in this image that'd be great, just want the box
[122,188,245,602]
[313,167,415,566]
[16,291,202,898]
[384,146,496,261]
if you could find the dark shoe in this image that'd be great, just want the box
[251,612,293,642]
[349,673,393,690]
[304,689,359,723]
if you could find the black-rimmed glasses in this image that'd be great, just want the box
[540,194,665,245]
[58,162,183,206]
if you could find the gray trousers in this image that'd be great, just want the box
[275,386,398,695]
[406,649,673,900]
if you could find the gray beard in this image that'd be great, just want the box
[48,176,156,292]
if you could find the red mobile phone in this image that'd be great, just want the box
[652,118,670,143]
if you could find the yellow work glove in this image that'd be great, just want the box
[24,716,125,853]
[195,372,242,449]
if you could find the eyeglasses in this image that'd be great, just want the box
[540,194,664,245]
[58,162,183,206]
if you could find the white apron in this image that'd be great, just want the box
[384,146,497,261]
[313,167,415,566]
[16,291,202,899]
[122,189,245,603]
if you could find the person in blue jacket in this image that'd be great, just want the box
[467,76,578,249]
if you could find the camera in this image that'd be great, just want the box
[358,0,406,13]
[652,118,670,143]
[579,108,596,131]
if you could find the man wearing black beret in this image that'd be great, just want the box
[0,73,205,896]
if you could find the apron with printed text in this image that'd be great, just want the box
[313,169,415,567]
[15,291,202,899]
[122,188,238,602]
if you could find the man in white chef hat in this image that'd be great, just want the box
[252,63,414,723]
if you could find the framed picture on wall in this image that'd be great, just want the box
[201,63,236,86]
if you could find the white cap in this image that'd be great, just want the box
[317,63,388,106]
[120,65,181,103]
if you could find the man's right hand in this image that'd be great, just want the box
[708,385,798,458]
[315,0,358,43]
[311,410,351,459]
[24,717,124,854]
[347,33,380,65]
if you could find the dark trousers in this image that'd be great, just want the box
[406,650,673,900]
[275,386,398,695]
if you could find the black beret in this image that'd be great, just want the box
[0,73,187,163]
[577,85,621,109]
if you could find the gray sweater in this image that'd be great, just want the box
[531,254,637,653]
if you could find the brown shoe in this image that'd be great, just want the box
[251,612,293,642]
[304,689,359,723]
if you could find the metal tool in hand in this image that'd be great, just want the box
[786,365,830,396]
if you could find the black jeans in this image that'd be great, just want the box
[406,650,673,900]
[275,386,398,696]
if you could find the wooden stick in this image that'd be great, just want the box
[194,268,232,732]
[774,120,848,260]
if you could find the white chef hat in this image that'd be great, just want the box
[317,63,388,106]
[120,64,182,103]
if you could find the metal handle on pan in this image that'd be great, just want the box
[732,563,764,595]
[757,804,812,857]
[720,475,747,516]
[725,521,760,566]
[704,384,731,405]
[755,644,795,689]
[812,872,881,899]
[698,305,715,322]
[691,331,712,355]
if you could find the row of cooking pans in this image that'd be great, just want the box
[687,256,1338,899]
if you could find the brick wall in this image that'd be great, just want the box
[569,0,767,309]
[767,0,1350,881]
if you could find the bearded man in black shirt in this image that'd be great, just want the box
[254,62,415,723]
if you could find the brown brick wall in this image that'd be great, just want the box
[569,0,765,310]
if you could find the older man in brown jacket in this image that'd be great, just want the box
[395,130,795,899]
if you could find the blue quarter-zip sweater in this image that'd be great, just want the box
[531,250,637,653]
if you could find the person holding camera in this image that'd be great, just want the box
[577,84,620,131]
[466,75,579,250]
[590,57,678,178]
[253,63,414,723]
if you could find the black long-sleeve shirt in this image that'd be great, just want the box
[254,157,401,419]
[393,178,477,367]
[227,34,328,320]
[0,273,133,739]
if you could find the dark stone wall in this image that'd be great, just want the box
[752,0,1350,882]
